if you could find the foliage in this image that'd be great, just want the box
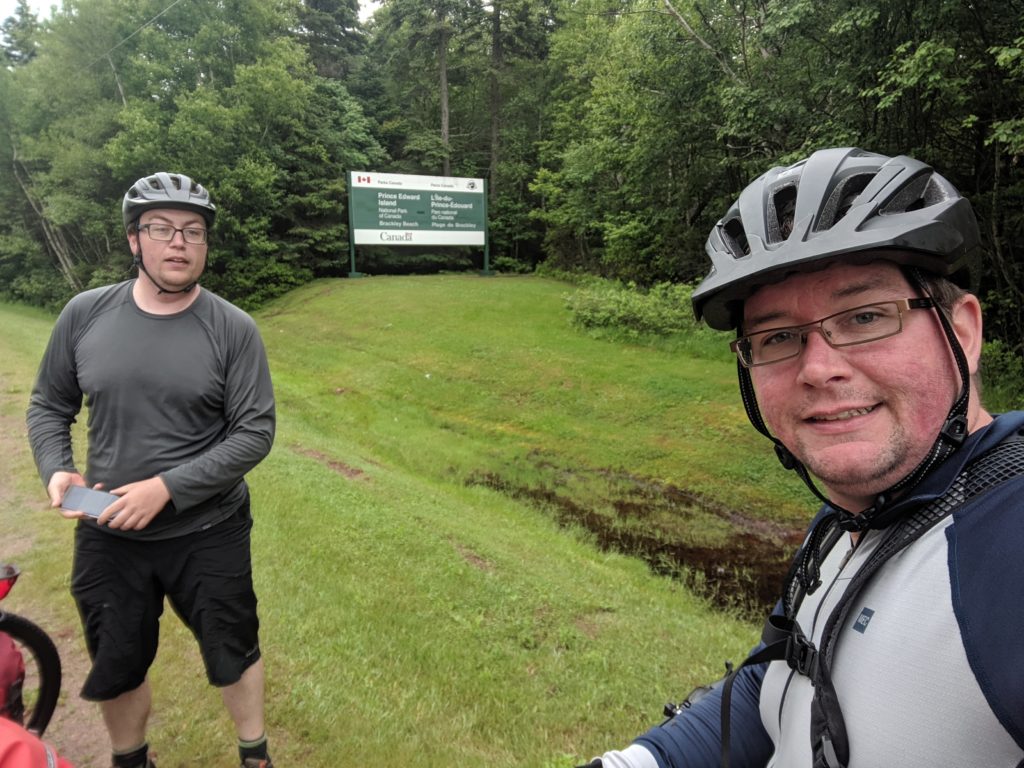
[0,0,385,311]
[980,339,1024,413]
[1,0,1023,373]
[1,0,38,65]
[565,280,695,336]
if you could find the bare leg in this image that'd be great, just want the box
[221,658,265,742]
[99,679,151,751]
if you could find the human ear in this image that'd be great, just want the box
[950,294,984,376]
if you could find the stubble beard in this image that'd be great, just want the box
[794,423,915,505]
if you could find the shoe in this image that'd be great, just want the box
[241,759,273,768]
[111,756,156,768]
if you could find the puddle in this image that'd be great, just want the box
[469,466,806,620]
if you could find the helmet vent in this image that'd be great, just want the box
[769,185,797,243]
[723,218,750,257]
[879,174,947,216]
[816,173,873,231]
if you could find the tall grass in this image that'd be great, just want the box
[1,277,801,767]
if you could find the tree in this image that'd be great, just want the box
[297,0,364,79]
[1,0,39,65]
[0,0,386,308]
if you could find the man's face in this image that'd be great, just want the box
[129,208,208,290]
[743,261,966,511]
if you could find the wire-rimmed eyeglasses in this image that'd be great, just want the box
[731,298,936,368]
[138,223,208,245]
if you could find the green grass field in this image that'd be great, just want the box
[0,275,815,767]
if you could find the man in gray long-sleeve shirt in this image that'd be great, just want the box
[26,172,276,768]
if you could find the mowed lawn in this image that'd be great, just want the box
[0,275,812,767]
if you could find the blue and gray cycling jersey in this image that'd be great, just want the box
[596,411,1024,768]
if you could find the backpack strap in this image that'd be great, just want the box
[719,433,1024,768]
[810,434,1024,767]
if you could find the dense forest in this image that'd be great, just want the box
[1,0,1023,358]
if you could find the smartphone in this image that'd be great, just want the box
[61,485,120,518]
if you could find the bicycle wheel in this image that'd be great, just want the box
[0,611,62,736]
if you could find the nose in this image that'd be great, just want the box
[795,327,850,385]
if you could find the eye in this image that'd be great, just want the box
[183,228,204,239]
[851,310,882,325]
[839,304,895,330]
[149,224,172,237]
[758,329,797,348]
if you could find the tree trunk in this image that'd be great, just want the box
[11,147,82,291]
[488,0,503,205]
[437,5,451,177]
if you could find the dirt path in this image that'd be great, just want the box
[2,383,110,766]
[33,617,110,768]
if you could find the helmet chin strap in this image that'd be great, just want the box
[133,247,198,295]
[736,268,971,593]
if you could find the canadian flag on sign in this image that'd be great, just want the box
[356,175,371,184]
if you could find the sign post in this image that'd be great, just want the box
[347,171,490,275]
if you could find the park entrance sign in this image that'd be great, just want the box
[347,171,489,275]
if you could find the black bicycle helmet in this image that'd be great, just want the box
[692,147,979,330]
[122,172,216,229]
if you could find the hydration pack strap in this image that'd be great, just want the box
[804,474,975,768]
[719,527,929,768]
[718,616,798,768]
[719,433,1024,768]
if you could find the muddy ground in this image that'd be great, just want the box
[470,463,807,620]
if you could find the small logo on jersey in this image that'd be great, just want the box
[852,607,875,634]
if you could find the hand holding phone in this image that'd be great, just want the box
[60,486,120,518]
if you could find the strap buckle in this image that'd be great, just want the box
[786,631,819,678]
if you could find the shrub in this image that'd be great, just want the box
[980,339,1024,412]
[564,280,696,337]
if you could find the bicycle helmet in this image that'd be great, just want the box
[691,148,980,540]
[692,147,978,330]
[122,172,216,229]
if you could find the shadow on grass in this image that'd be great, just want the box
[468,464,806,621]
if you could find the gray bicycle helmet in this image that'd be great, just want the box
[692,147,979,330]
[122,172,216,229]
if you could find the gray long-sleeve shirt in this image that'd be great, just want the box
[27,280,276,539]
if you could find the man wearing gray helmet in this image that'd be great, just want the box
[26,173,277,768]
[578,149,1024,768]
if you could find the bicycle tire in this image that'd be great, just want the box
[0,611,62,735]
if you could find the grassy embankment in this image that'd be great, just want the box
[0,275,813,767]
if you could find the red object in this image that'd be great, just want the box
[0,566,18,602]
[0,633,25,724]
[0,716,74,767]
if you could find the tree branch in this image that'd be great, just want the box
[662,0,742,85]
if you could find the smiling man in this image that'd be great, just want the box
[27,173,276,768]
[578,149,1024,768]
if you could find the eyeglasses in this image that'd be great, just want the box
[138,223,208,244]
[731,298,935,368]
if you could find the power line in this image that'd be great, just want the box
[85,0,188,70]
